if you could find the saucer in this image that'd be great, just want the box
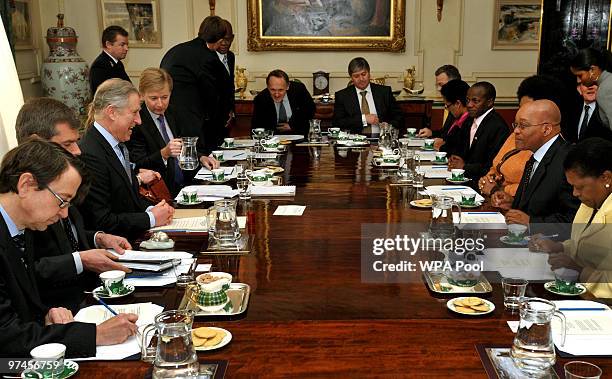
[92,284,135,299]
[220,145,236,150]
[544,281,587,296]
[373,162,400,168]
[22,360,80,379]
[459,202,482,209]
[422,146,435,151]
[432,159,448,165]
[447,297,495,316]
[499,235,530,246]
[445,178,471,184]
[177,199,205,205]
[207,178,230,184]
[194,327,232,351]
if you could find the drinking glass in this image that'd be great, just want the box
[412,170,424,188]
[173,259,196,288]
[502,277,528,310]
[236,174,251,200]
[564,361,602,379]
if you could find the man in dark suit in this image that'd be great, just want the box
[568,83,612,142]
[0,140,138,357]
[418,64,462,142]
[127,68,218,196]
[448,82,510,179]
[15,98,131,311]
[332,57,403,134]
[79,79,174,238]
[161,16,235,155]
[89,26,131,94]
[492,100,580,226]
[252,69,315,135]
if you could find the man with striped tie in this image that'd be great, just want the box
[15,97,132,311]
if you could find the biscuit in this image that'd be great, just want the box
[203,330,226,347]
[466,297,483,306]
[415,199,432,206]
[192,333,207,347]
[455,306,476,313]
[470,304,490,312]
[193,327,217,339]
[453,299,466,307]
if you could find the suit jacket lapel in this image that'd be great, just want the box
[468,110,493,153]
[371,84,384,115]
[141,109,167,151]
[350,87,362,117]
[522,138,562,203]
[91,127,141,204]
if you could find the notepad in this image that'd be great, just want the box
[73,303,164,361]
[552,300,612,356]
[150,216,208,232]
[453,211,507,229]
[482,248,555,281]
[421,166,452,179]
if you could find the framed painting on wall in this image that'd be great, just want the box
[492,0,542,50]
[98,0,161,48]
[247,0,406,52]
[11,0,34,50]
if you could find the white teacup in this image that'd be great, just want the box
[507,224,528,241]
[212,150,224,161]
[99,270,126,295]
[435,152,447,161]
[451,169,465,181]
[424,139,435,149]
[223,137,234,148]
[211,168,225,181]
[30,343,65,377]
[407,128,417,136]
[328,127,341,136]
[247,172,269,186]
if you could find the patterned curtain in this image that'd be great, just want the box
[0,0,13,55]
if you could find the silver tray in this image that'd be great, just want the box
[179,283,251,316]
[423,271,493,294]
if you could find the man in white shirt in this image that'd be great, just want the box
[89,26,131,94]
[332,57,402,134]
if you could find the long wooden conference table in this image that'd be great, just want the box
[77,143,612,378]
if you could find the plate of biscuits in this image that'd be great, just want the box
[192,326,232,351]
[410,198,433,208]
[447,297,495,316]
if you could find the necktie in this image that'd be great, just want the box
[360,91,370,115]
[62,218,79,252]
[222,54,230,74]
[157,115,171,144]
[278,102,288,123]
[158,116,183,185]
[118,143,133,184]
[469,120,478,147]
[12,234,25,251]
[518,155,536,204]
[578,104,590,140]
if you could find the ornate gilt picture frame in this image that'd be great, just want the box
[98,0,162,48]
[247,0,405,52]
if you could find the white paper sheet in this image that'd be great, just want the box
[274,205,306,216]
[73,303,164,361]
[195,264,212,272]
[482,248,555,281]
[414,150,436,161]
[453,211,507,229]
[251,185,296,197]
[111,250,193,261]
[150,217,208,232]
[176,185,238,200]
[233,139,256,147]
[552,300,612,356]
[421,166,452,179]
[255,152,278,159]
[399,138,425,147]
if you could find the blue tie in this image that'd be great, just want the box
[158,116,183,185]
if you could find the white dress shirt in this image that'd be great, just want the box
[355,84,377,126]
[147,108,175,166]
[529,134,559,180]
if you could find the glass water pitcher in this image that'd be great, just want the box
[208,199,241,246]
[178,137,199,171]
[511,298,566,377]
[429,195,461,239]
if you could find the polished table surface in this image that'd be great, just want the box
[77,144,612,378]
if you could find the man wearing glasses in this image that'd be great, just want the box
[492,100,580,226]
[0,140,138,357]
[15,98,132,311]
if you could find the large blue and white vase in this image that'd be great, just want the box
[41,14,90,116]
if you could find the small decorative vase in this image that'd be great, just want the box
[403,66,416,90]
[235,66,248,99]
[41,14,90,116]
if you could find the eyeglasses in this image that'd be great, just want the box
[444,102,454,109]
[511,121,557,130]
[46,186,71,209]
